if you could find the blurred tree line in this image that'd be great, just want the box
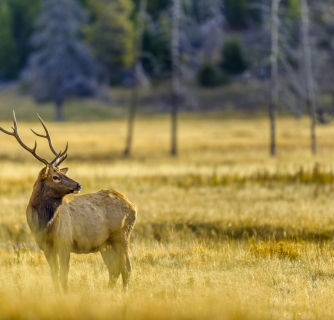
[0,0,326,85]
[0,0,272,83]
[1,0,334,115]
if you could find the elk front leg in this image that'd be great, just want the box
[59,251,70,293]
[44,248,60,292]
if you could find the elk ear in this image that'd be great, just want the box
[60,168,68,175]
[40,166,49,179]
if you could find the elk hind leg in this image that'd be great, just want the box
[114,240,131,291]
[121,252,132,291]
[100,246,121,288]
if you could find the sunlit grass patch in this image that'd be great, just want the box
[248,240,303,260]
[1,116,334,319]
[0,243,263,320]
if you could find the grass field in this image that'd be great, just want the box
[2,110,334,319]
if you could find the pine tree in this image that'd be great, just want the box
[86,0,135,85]
[23,0,100,121]
[0,2,18,79]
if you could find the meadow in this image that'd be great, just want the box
[1,111,334,319]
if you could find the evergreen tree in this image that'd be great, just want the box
[86,0,135,85]
[224,0,249,29]
[222,37,248,74]
[132,0,170,18]
[0,2,18,79]
[224,0,261,29]
[23,0,101,121]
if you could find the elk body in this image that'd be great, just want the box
[0,112,137,292]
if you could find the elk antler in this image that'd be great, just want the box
[0,111,49,165]
[0,111,68,166]
[31,114,68,166]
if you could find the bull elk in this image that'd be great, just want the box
[0,112,137,292]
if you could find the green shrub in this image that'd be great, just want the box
[197,64,229,87]
[222,37,248,75]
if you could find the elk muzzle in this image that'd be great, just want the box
[72,183,83,194]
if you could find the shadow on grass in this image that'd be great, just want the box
[134,222,334,243]
[1,221,332,246]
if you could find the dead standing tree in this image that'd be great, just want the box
[300,0,317,154]
[123,0,147,157]
[270,0,281,156]
[171,0,181,157]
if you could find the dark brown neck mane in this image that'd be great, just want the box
[31,180,63,230]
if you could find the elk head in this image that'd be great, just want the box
[0,111,82,198]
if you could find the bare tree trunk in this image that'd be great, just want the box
[269,0,281,157]
[123,0,147,157]
[301,0,317,154]
[55,100,64,122]
[171,0,181,157]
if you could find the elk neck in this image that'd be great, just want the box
[30,179,63,230]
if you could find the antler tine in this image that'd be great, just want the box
[0,111,17,136]
[63,141,68,155]
[0,111,49,165]
[55,153,68,167]
[50,151,62,166]
[0,126,15,135]
[50,142,69,166]
[12,110,18,130]
[31,114,58,156]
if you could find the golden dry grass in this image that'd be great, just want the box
[1,115,334,319]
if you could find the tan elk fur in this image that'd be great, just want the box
[0,112,137,293]
[26,167,137,292]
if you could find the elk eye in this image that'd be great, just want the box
[53,176,60,181]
